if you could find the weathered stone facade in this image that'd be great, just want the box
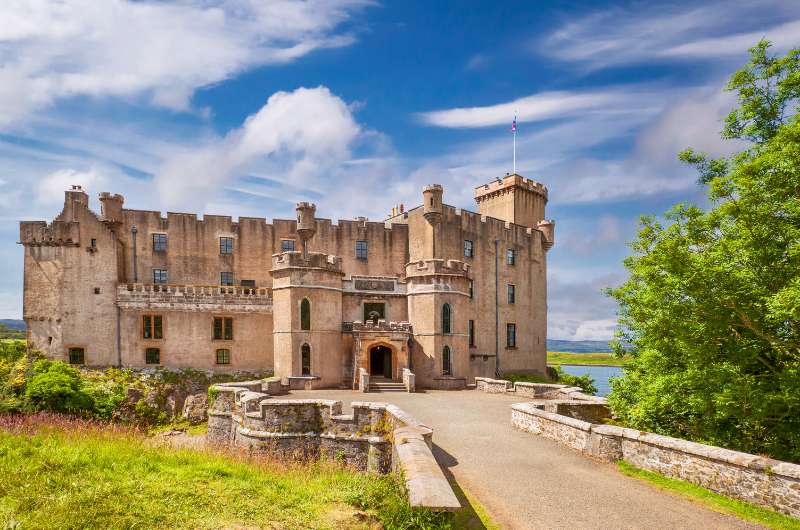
[20,173,554,389]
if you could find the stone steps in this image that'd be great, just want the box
[369,382,406,393]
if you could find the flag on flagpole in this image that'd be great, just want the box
[511,115,517,132]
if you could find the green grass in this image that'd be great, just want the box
[617,461,800,530]
[547,351,630,366]
[0,414,452,529]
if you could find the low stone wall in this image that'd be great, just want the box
[431,376,466,390]
[511,402,800,518]
[207,381,459,511]
[402,369,415,393]
[474,377,511,393]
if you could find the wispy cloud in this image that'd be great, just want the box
[0,0,371,128]
[539,0,800,70]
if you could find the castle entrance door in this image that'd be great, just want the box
[369,345,393,379]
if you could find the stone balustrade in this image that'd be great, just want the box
[343,320,413,333]
[117,283,273,312]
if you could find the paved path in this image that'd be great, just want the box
[293,389,761,530]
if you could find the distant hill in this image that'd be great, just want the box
[547,339,613,353]
[0,319,25,331]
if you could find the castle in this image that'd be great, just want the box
[19,174,554,390]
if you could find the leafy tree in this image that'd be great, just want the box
[608,41,800,462]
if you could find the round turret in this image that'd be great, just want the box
[422,184,443,225]
[295,202,317,242]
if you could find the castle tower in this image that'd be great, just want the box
[405,258,471,389]
[474,174,549,229]
[421,184,443,259]
[270,210,343,387]
[99,192,124,230]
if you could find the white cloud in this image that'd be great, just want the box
[539,0,800,69]
[35,168,105,206]
[418,88,656,128]
[155,86,361,212]
[0,0,369,128]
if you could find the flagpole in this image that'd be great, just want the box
[513,127,516,174]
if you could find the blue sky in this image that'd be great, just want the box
[1,0,799,339]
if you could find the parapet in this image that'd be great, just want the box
[537,219,555,250]
[19,221,80,247]
[99,192,124,224]
[474,173,548,203]
[405,258,470,278]
[271,251,342,273]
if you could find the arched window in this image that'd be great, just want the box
[300,298,311,330]
[442,303,451,334]
[442,345,452,376]
[301,343,311,376]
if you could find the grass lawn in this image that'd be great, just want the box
[547,351,630,366]
[0,414,451,529]
[617,461,800,530]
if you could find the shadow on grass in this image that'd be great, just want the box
[432,443,496,529]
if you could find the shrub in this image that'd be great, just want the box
[25,360,94,414]
[551,365,598,395]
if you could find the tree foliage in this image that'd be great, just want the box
[608,41,800,462]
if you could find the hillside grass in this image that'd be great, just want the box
[617,461,800,530]
[547,351,630,366]
[0,414,451,530]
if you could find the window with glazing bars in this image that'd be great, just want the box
[153,233,167,252]
[507,284,515,304]
[281,239,295,252]
[213,317,233,340]
[507,248,515,265]
[220,271,234,286]
[463,240,474,258]
[216,348,231,365]
[142,315,163,339]
[68,347,85,365]
[355,240,368,260]
[153,269,168,284]
[220,237,233,255]
[506,323,517,348]
[145,347,160,364]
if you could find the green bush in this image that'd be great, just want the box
[551,366,598,395]
[25,360,94,414]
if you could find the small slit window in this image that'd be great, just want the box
[301,343,311,376]
[469,319,475,347]
[442,303,452,334]
[442,345,452,376]
[507,323,517,348]
[463,240,474,258]
[507,248,515,266]
[300,298,311,330]
[507,284,516,304]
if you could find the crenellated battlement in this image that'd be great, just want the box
[405,258,470,278]
[271,251,342,272]
[474,173,548,202]
[19,220,80,247]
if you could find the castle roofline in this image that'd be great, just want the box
[474,173,548,202]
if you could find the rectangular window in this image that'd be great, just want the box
[355,240,368,260]
[507,248,515,266]
[220,271,234,286]
[364,302,385,323]
[506,323,517,348]
[216,348,231,365]
[469,279,474,299]
[153,233,167,252]
[142,315,163,339]
[68,347,85,365]
[508,284,516,304]
[463,239,474,258]
[281,239,295,252]
[153,269,168,284]
[240,279,256,287]
[220,236,233,255]
[145,347,160,365]
[213,317,233,340]
[469,319,475,347]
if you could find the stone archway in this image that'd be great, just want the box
[369,344,393,378]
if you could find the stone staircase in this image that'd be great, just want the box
[369,380,406,393]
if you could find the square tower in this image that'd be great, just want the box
[474,173,548,228]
